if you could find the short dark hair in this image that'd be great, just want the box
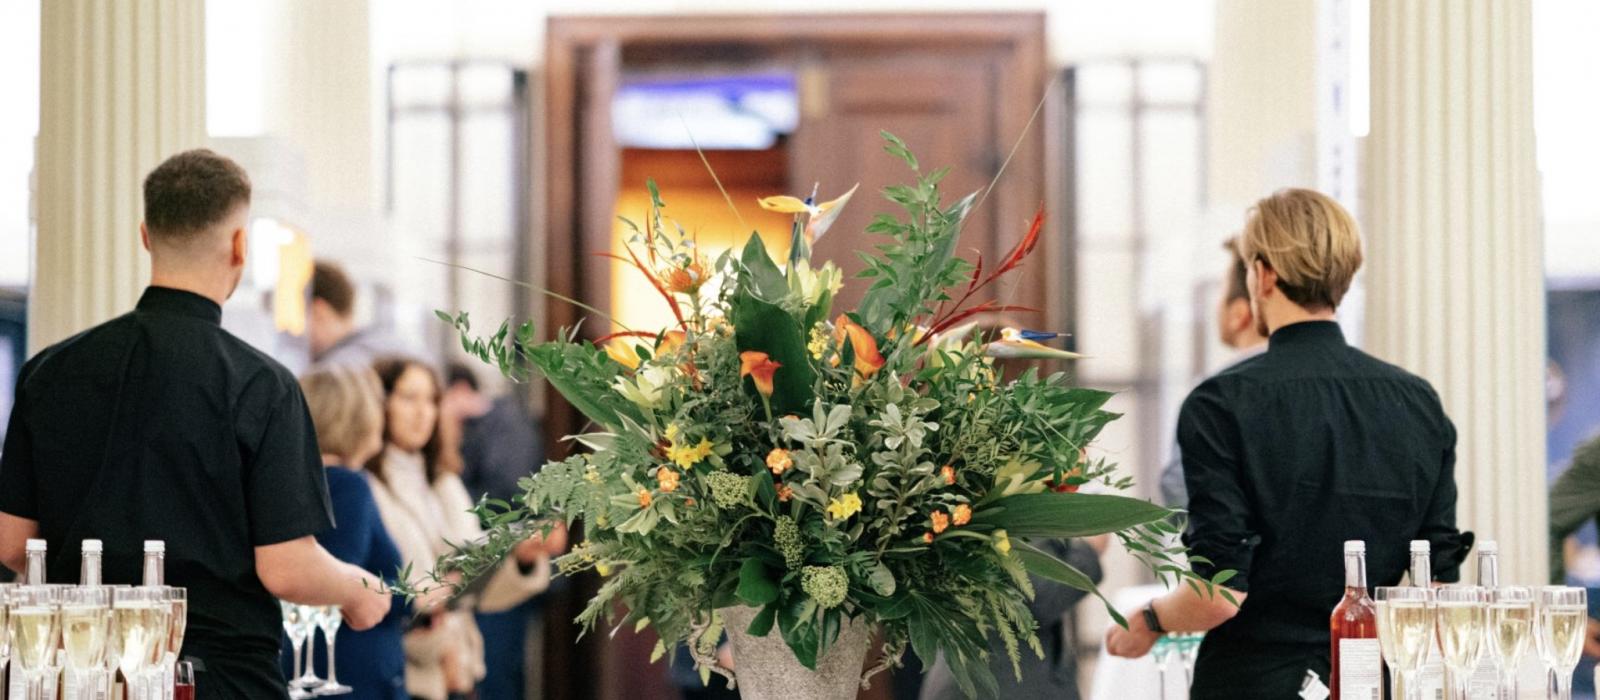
[312,260,355,318]
[445,361,481,392]
[142,149,251,242]
[1223,237,1249,304]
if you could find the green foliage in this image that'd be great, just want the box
[425,132,1233,699]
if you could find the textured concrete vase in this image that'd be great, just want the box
[718,605,874,700]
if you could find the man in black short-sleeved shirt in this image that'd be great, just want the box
[1104,189,1468,699]
[0,150,389,698]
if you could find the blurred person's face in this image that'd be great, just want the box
[1216,278,1253,350]
[386,365,438,454]
[308,299,348,355]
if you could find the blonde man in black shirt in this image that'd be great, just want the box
[1105,188,1467,699]
[0,150,391,698]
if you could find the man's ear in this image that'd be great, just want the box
[140,223,151,253]
[231,226,248,267]
[1253,259,1277,300]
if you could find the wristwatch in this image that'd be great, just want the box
[1142,604,1166,634]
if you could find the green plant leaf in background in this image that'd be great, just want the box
[737,558,780,606]
[972,492,1172,539]
[731,294,816,416]
[1012,540,1127,627]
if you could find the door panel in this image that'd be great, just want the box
[792,52,999,316]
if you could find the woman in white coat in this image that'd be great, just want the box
[365,357,554,700]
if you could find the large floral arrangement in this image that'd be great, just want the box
[438,134,1226,697]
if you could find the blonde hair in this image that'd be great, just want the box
[1237,188,1363,310]
[299,365,384,463]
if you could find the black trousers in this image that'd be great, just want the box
[1190,638,1329,700]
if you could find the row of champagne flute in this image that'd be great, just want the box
[280,601,350,699]
[1374,584,1587,700]
[0,583,188,700]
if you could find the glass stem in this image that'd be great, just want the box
[290,639,303,687]
[1555,673,1572,700]
[304,634,315,680]
[1389,667,1404,700]
[325,630,338,684]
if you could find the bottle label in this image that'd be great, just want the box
[1466,657,1498,699]
[1417,658,1446,700]
[1338,638,1382,699]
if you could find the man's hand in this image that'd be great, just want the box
[340,573,392,631]
[513,524,568,565]
[1105,610,1162,658]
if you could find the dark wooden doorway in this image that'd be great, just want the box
[541,13,1047,700]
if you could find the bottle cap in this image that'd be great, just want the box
[1478,540,1498,554]
[1344,540,1365,553]
[25,539,46,552]
[1410,540,1430,553]
[82,539,102,553]
[144,540,165,553]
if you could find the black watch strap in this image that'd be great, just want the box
[1142,604,1166,634]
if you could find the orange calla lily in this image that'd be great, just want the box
[739,351,782,397]
[833,316,885,386]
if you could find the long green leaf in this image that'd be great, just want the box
[972,493,1172,538]
[1013,540,1126,627]
[739,234,789,302]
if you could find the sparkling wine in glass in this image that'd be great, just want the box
[313,605,351,696]
[1435,586,1488,700]
[1487,587,1533,700]
[1377,586,1434,700]
[1536,586,1586,700]
[111,587,170,700]
[60,586,111,700]
[0,583,14,678]
[9,585,62,700]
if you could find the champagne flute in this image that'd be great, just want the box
[1377,586,1434,700]
[60,586,111,700]
[1535,586,1586,700]
[313,605,351,696]
[1150,634,1173,700]
[145,587,186,700]
[110,587,169,700]
[294,605,324,691]
[1435,585,1487,700]
[281,600,310,694]
[0,583,14,682]
[1487,587,1533,700]
[9,585,62,700]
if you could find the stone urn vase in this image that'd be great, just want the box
[701,605,880,700]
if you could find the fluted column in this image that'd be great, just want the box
[31,0,207,351]
[1364,0,1545,582]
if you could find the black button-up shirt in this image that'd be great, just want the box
[1178,321,1468,688]
[0,286,332,698]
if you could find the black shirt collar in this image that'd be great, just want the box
[1267,319,1345,352]
[136,286,223,325]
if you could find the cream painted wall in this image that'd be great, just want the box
[1206,0,1319,218]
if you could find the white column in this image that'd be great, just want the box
[31,0,207,351]
[1364,0,1545,582]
